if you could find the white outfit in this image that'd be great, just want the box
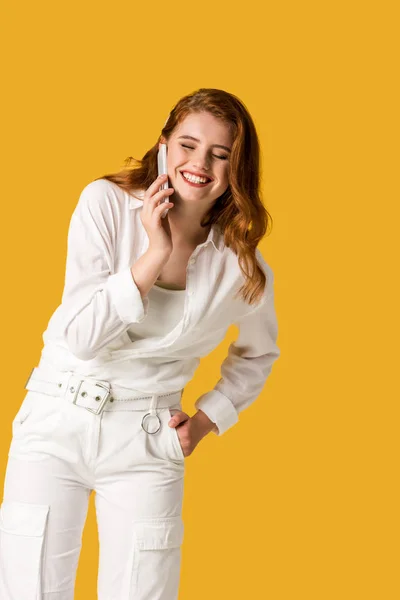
[0,178,280,599]
[37,178,280,436]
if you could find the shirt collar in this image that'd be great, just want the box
[129,190,224,253]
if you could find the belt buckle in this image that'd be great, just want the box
[85,381,111,415]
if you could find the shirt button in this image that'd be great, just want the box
[189,258,196,265]
[188,290,194,296]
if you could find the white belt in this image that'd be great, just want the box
[24,367,183,434]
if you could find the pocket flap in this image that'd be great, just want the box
[0,500,50,537]
[132,515,184,550]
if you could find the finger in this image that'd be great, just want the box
[168,411,188,427]
[146,174,169,198]
[150,188,174,206]
[155,201,174,218]
[143,188,173,216]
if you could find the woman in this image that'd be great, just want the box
[0,88,280,599]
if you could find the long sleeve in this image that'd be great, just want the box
[56,180,149,360]
[194,277,280,436]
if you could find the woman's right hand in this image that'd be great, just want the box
[140,174,175,256]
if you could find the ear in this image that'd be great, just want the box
[159,136,167,148]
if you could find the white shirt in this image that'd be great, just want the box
[38,179,280,436]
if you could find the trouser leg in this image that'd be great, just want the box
[94,404,185,600]
[0,391,92,600]
[0,456,91,600]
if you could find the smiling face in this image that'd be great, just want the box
[162,111,234,206]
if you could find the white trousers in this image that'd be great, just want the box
[0,369,186,599]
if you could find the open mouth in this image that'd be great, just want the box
[180,171,213,187]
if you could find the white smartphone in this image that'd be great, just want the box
[157,143,170,219]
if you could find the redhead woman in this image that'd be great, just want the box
[0,88,280,599]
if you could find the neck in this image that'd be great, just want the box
[167,198,212,247]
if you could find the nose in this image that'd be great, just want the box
[192,149,211,171]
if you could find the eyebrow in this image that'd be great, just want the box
[177,135,231,153]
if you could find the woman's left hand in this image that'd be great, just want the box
[168,410,214,457]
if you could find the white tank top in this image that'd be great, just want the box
[127,280,186,342]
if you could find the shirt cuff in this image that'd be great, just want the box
[194,390,239,436]
[106,267,149,325]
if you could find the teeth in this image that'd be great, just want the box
[182,171,210,184]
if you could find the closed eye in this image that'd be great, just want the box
[180,144,228,160]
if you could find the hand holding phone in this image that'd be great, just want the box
[140,145,175,255]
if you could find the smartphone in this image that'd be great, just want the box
[157,143,170,219]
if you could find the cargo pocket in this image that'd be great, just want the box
[127,515,184,599]
[0,500,50,599]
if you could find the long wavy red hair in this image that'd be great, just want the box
[94,88,273,306]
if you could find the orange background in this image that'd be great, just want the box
[1,1,398,598]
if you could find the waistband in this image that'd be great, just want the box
[24,367,183,415]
